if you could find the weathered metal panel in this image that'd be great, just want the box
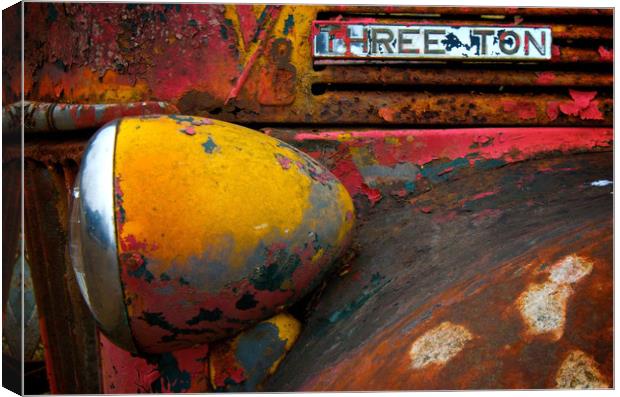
[265,150,613,390]
[314,67,613,88]
[264,127,612,207]
[11,4,611,127]
[11,3,614,393]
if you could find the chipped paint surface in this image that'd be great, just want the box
[209,312,301,391]
[409,322,473,369]
[14,4,613,393]
[282,127,612,206]
[113,115,353,352]
[555,350,609,389]
[99,332,210,393]
[266,152,612,390]
[7,4,611,126]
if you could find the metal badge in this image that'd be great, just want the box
[312,22,552,61]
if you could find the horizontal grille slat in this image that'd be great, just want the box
[313,67,612,88]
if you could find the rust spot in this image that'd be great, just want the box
[409,322,473,369]
[378,107,397,122]
[555,350,609,389]
[501,101,537,120]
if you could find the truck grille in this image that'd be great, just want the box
[309,7,612,126]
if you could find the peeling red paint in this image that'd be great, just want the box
[361,184,382,206]
[598,46,613,62]
[579,101,604,120]
[295,128,612,200]
[546,101,561,121]
[236,5,259,47]
[99,332,210,393]
[225,5,282,104]
[555,90,604,121]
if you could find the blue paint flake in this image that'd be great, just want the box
[283,14,295,35]
[202,137,217,154]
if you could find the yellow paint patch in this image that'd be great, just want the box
[265,312,302,375]
[336,133,353,142]
[114,116,347,270]
[555,350,609,389]
[385,136,401,146]
[409,322,473,369]
[517,255,594,340]
[350,146,378,168]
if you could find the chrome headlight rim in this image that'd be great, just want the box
[69,119,137,353]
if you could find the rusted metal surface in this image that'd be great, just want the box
[23,159,101,393]
[315,67,613,87]
[12,3,614,393]
[324,6,613,18]
[2,3,21,105]
[204,91,610,126]
[2,158,21,313]
[264,127,612,207]
[3,101,179,134]
[265,151,612,390]
[7,4,610,127]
